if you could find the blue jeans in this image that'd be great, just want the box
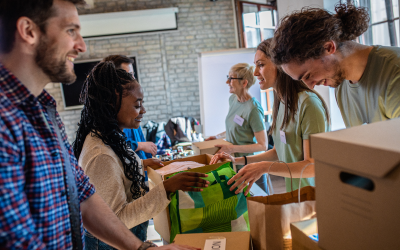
[85,220,149,250]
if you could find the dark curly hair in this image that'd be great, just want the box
[73,61,147,200]
[271,3,369,65]
[257,39,330,133]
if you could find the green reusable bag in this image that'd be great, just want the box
[168,162,250,242]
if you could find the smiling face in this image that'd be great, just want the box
[253,50,277,90]
[117,81,146,130]
[226,72,245,95]
[35,0,86,84]
[281,55,346,89]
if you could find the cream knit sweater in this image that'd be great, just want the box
[78,133,170,229]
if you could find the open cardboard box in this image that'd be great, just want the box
[147,154,231,242]
[290,218,321,250]
[192,139,233,155]
[310,118,400,250]
[173,231,252,250]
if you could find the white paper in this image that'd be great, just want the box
[204,238,226,250]
[280,130,287,144]
[233,115,244,126]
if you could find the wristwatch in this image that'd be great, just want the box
[138,241,158,250]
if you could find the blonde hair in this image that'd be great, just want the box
[229,63,256,89]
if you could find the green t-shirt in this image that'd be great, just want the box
[336,46,400,128]
[272,91,329,192]
[225,94,265,159]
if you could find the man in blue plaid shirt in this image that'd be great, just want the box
[0,1,200,250]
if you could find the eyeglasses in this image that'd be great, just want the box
[227,75,243,82]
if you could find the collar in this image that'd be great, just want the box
[0,63,57,108]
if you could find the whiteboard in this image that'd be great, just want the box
[198,48,262,137]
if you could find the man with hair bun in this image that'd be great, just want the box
[0,0,199,249]
[271,3,400,127]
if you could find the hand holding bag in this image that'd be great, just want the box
[168,162,250,242]
[247,161,316,250]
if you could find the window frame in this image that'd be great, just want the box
[358,0,399,46]
[235,0,277,48]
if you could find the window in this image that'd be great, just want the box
[357,0,399,46]
[236,1,277,48]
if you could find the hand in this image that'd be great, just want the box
[209,152,235,165]
[150,244,200,250]
[163,172,210,197]
[227,162,267,195]
[215,144,233,154]
[137,142,157,156]
[142,158,164,171]
[205,136,216,141]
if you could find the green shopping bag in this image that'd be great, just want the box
[168,162,250,242]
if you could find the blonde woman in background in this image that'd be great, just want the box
[207,63,267,168]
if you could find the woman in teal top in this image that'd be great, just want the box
[206,63,267,161]
[211,39,330,192]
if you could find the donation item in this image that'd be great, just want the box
[168,162,250,242]
[147,154,231,242]
[247,162,316,250]
[155,161,205,176]
[192,139,233,155]
[310,118,400,250]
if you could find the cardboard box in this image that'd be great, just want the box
[192,139,233,155]
[310,119,400,250]
[147,154,231,242]
[290,218,321,250]
[173,231,252,250]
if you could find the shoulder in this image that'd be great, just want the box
[298,91,324,109]
[79,133,122,167]
[371,46,400,69]
[0,91,24,147]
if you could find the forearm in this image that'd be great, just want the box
[264,159,315,178]
[81,193,142,250]
[230,142,267,155]
[237,148,279,164]
[215,131,226,139]
[117,183,170,229]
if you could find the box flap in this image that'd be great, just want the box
[192,139,232,150]
[310,119,400,178]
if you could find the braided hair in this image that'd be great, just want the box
[73,61,147,199]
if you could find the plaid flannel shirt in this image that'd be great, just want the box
[0,64,95,249]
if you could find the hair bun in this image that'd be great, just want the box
[335,4,369,41]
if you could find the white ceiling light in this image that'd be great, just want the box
[79,7,179,38]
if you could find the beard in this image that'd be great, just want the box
[35,35,77,84]
[323,57,346,88]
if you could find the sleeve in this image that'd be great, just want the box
[384,74,400,119]
[84,154,170,229]
[0,120,46,249]
[299,96,327,140]
[123,129,139,151]
[248,103,266,133]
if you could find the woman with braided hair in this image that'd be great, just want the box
[73,61,208,249]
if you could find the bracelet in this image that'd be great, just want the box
[243,155,247,166]
[138,241,158,250]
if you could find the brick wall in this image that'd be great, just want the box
[45,0,237,143]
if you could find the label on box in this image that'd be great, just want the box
[280,130,287,144]
[233,115,244,126]
[204,237,226,250]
